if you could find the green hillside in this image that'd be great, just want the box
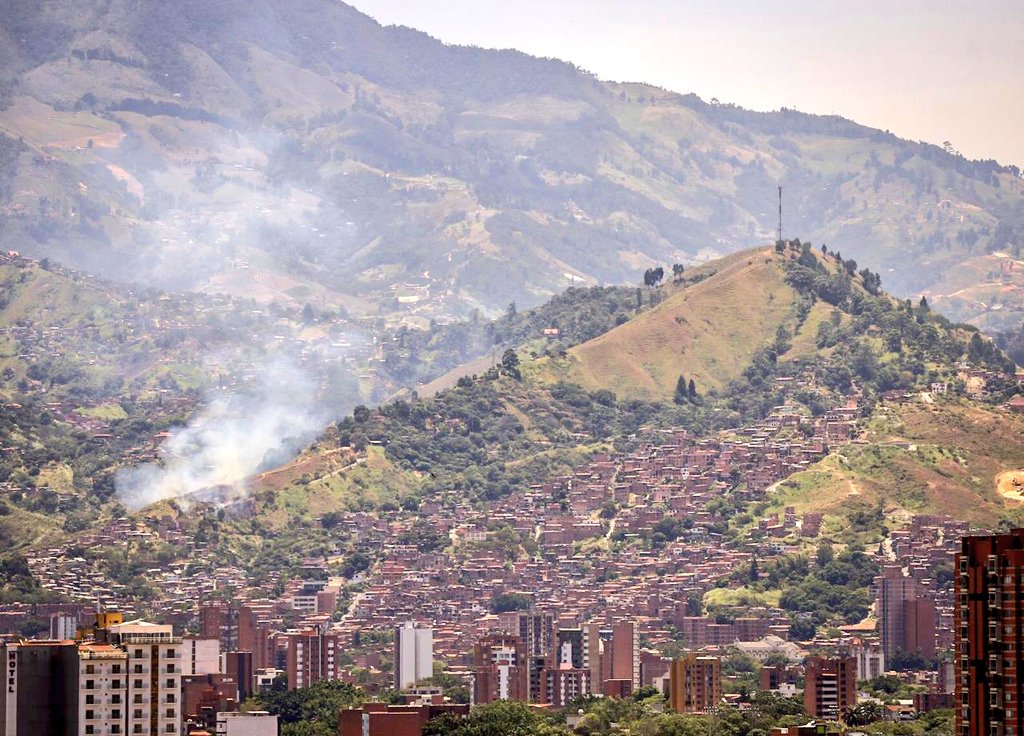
[158,243,1024,546]
[765,398,1024,531]
[530,249,801,397]
[530,242,1015,404]
[0,1,1020,324]
[3,241,1023,611]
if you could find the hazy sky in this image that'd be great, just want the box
[352,0,1024,167]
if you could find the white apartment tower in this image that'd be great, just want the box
[106,620,182,735]
[78,642,129,736]
[393,622,433,690]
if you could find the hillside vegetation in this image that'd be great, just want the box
[4,241,1023,613]
[531,242,1014,404]
[0,0,1020,324]
[766,398,1024,532]
[531,249,801,397]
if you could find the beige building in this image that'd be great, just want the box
[105,620,182,735]
[78,642,129,736]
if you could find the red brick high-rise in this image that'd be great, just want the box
[284,627,344,690]
[876,567,936,661]
[602,622,639,694]
[956,529,1024,736]
[199,603,276,670]
[498,611,555,703]
[667,654,721,714]
[472,634,528,705]
[803,657,856,720]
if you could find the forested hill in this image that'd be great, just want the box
[5,241,1024,614]
[0,0,1021,324]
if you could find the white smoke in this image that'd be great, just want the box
[115,357,331,511]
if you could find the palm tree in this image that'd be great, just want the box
[842,701,883,726]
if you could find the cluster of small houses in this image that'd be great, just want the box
[23,386,973,666]
[21,396,856,647]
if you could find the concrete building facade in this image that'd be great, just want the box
[394,623,433,690]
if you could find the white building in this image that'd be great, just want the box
[850,640,886,680]
[50,614,78,640]
[216,710,278,736]
[182,637,220,675]
[394,622,433,690]
[78,642,129,736]
[106,620,182,735]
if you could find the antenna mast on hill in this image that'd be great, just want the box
[777,186,783,244]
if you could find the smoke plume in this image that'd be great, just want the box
[115,357,332,511]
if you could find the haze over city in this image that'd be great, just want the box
[0,1,1023,735]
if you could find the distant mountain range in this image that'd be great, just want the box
[0,0,1022,326]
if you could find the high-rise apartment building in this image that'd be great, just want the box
[472,634,528,705]
[50,615,78,641]
[667,654,721,714]
[104,620,182,736]
[849,639,886,681]
[0,617,183,736]
[198,604,274,669]
[601,622,639,694]
[393,623,433,690]
[181,637,220,676]
[540,667,592,707]
[224,652,253,703]
[284,628,343,690]
[803,657,856,720]
[498,611,554,703]
[876,566,937,660]
[201,605,241,653]
[955,529,1024,736]
[77,642,130,736]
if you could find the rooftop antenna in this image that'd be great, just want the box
[777,186,783,244]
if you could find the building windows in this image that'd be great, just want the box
[112,680,121,689]
[85,664,95,674]
[134,679,143,689]
[111,694,120,704]
[85,679,94,689]
[85,710,94,720]
[165,708,175,718]
[134,649,143,658]
[85,727,94,735]
[112,664,121,674]
[134,709,142,719]
[165,678,174,688]
[166,649,175,658]
[112,709,120,719]
[166,664,174,673]
[85,694,95,705]
[134,664,143,674]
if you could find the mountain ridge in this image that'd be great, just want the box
[0,0,1021,325]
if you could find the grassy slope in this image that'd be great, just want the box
[765,398,1024,532]
[530,247,799,399]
